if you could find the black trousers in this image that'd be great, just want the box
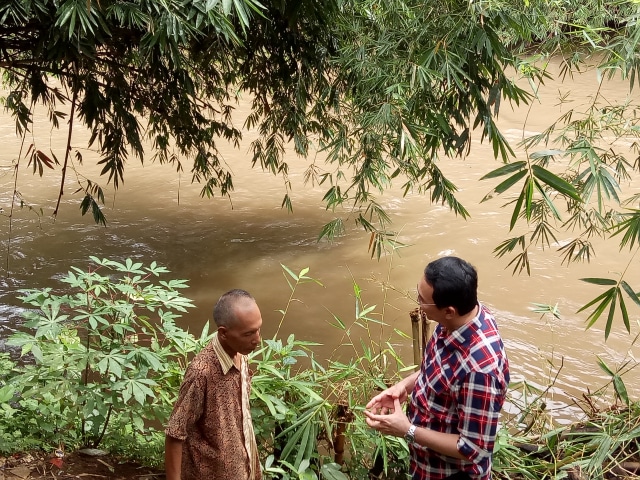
[443,472,472,480]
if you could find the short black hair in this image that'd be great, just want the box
[424,256,478,316]
[213,289,255,327]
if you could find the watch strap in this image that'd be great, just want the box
[404,424,417,443]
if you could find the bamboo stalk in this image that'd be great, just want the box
[410,308,421,370]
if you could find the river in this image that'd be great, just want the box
[1,60,639,424]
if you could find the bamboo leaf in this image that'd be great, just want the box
[530,149,564,159]
[617,289,630,334]
[610,210,640,250]
[279,423,306,460]
[479,161,527,180]
[613,375,630,406]
[596,355,615,377]
[294,423,311,468]
[524,177,534,221]
[510,188,526,231]
[482,169,528,202]
[533,178,562,221]
[281,264,299,282]
[621,281,640,307]
[604,293,616,340]
[577,287,614,314]
[582,288,615,330]
[580,278,617,286]
[531,164,581,201]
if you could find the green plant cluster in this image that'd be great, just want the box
[1,258,638,479]
[0,258,416,477]
[0,257,212,460]
[494,368,640,480]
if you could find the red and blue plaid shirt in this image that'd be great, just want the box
[407,304,509,480]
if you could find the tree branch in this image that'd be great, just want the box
[53,78,78,218]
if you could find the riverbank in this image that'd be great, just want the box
[4,398,640,480]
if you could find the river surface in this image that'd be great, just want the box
[1,60,639,424]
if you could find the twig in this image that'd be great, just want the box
[53,75,78,219]
[4,102,32,276]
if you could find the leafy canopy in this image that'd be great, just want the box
[3,0,640,337]
[2,0,528,241]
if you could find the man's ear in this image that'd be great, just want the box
[444,306,457,318]
[218,325,227,338]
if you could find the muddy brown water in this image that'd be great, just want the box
[1,60,639,424]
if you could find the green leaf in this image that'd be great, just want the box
[621,281,640,307]
[610,210,640,250]
[0,385,15,403]
[580,287,615,331]
[531,164,581,201]
[530,149,564,159]
[281,264,299,282]
[510,188,526,231]
[605,293,616,340]
[580,278,617,286]
[613,375,630,406]
[578,288,615,314]
[533,178,562,221]
[524,177,534,221]
[300,469,318,480]
[480,161,527,180]
[617,289,630,334]
[482,169,528,202]
[596,355,616,378]
[327,314,346,330]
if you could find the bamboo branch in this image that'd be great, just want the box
[53,77,78,218]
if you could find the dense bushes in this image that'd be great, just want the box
[1,258,637,479]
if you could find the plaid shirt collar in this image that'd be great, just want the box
[437,303,483,349]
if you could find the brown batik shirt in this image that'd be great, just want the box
[165,333,261,480]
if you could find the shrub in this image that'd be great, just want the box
[3,256,211,458]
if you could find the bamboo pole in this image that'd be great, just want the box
[410,307,435,371]
[421,313,435,353]
[333,404,348,464]
[409,308,422,371]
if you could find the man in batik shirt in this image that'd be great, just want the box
[365,256,509,480]
[165,289,262,480]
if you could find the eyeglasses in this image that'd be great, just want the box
[416,285,437,307]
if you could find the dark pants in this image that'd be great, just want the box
[444,472,472,480]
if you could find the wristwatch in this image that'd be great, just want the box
[404,424,417,443]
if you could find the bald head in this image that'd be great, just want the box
[213,289,256,328]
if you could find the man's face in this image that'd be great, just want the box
[219,301,263,356]
[417,276,443,322]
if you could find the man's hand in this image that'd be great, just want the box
[366,382,409,413]
[364,397,411,437]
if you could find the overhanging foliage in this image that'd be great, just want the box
[2,0,640,336]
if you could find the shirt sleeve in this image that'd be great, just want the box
[455,371,505,468]
[165,364,207,441]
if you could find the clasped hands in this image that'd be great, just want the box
[364,390,411,438]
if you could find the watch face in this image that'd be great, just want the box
[404,425,415,442]
[404,425,416,442]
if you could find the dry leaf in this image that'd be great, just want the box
[6,465,32,479]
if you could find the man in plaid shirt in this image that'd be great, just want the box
[365,256,509,480]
